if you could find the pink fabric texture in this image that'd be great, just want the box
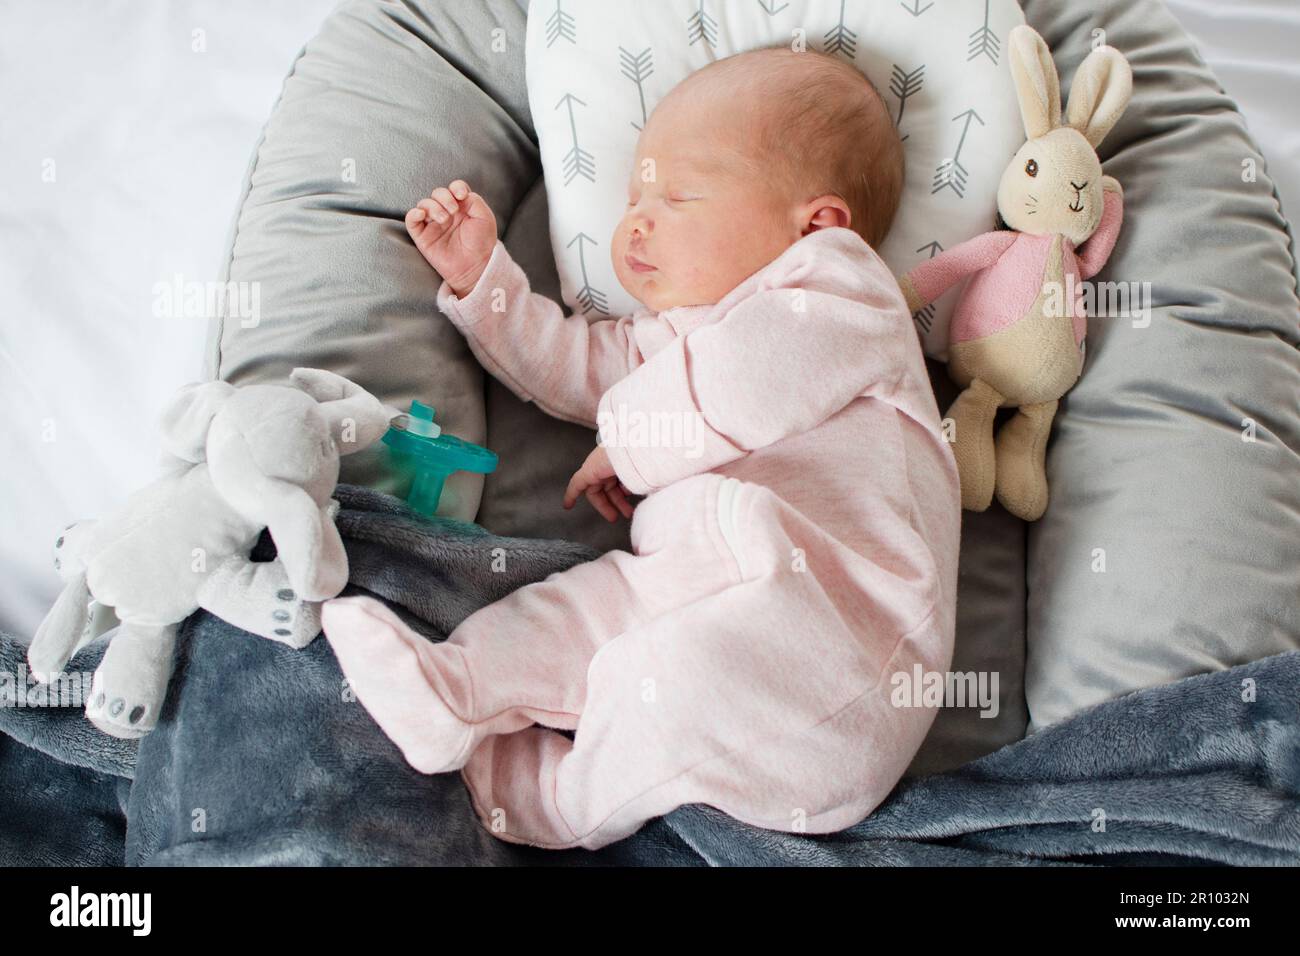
[910,189,1124,346]
[324,227,962,849]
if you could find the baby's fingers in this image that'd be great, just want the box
[417,198,452,225]
[429,186,460,218]
[585,485,620,522]
[605,480,634,519]
[449,180,471,201]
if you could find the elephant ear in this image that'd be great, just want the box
[288,368,395,456]
[263,482,348,601]
[208,428,348,601]
[159,380,236,463]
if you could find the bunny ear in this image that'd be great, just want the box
[1009,25,1061,139]
[289,367,394,456]
[1066,46,1133,148]
[158,380,236,463]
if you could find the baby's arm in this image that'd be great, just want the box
[408,181,651,427]
[597,264,918,495]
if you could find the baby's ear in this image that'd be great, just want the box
[1009,26,1061,139]
[803,196,851,235]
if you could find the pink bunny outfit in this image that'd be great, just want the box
[323,227,961,849]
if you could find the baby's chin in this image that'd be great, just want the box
[616,269,673,312]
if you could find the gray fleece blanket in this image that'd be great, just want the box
[1,486,1297,866]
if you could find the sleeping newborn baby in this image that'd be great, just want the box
[323,47,961,850]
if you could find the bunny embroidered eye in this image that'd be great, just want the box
[1025,159,1039,178]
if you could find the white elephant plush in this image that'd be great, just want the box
[27,368,394,739]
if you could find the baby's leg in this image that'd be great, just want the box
[461,479,950,849]
[324,473,744,774]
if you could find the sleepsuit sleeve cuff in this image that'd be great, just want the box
[435,240,520,329]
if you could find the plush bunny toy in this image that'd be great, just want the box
[27,368,394,738]
[899,26,1133,521]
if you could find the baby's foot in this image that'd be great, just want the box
[404,179,498,297]
[322,596,475,774]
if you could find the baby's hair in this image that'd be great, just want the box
[675,46,905,249]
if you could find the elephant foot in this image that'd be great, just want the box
[945,378,1003,512]
[268,596,323,650]
[994,399,1059,521]
[28,572,93,683]
[85,623,178,739]
[197,557,325,648]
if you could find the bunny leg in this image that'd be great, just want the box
[85,621,178,738]
[196,556,323,649]
[944,378,1003,512]
[994,399,1059,521]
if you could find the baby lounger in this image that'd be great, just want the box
[201,0,1299,796]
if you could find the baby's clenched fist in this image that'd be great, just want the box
[405,180,498,297]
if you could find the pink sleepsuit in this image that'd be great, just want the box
[323,226,962,850]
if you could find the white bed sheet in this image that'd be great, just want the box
[1165,0,1300,226]
[0,0,1296,642]
[0,1,337,639]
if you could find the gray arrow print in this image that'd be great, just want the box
[823,0,857,59]
[567,232,609,315]
[619,46,654,132]
[899,0,934,15]
[687,0,718,47]
[932,109,983,198]
[968,0,1000,64]
[889,64,925,141]
[545,0,576,48]
[756,0,790,14]
[556,93,596,185]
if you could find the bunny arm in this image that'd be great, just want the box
[902,232,1020,310]
[196,555,323,649]
[1075,187,1124,280]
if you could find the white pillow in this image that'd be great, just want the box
[525,0,1026,360]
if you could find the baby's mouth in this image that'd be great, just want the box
[625,252,657,274]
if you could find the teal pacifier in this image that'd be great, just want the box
[382,401,497,516]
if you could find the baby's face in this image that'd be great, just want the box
[611,97,800,312]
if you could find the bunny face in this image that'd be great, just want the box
[998,128,1104,243]
[1001,25,1132,245]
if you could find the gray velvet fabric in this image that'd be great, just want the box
[1,486,1296,866]
[1018,0,1300,730]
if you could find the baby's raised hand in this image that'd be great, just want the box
[405,180,498,297]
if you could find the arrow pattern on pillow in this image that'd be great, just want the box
[619,46,654,131]
[567,232,608,315]
[899,0,934,15]
[889,64,925,142]
[756,0,790,14]
[968,0,1000,63]
[556,93,596,184]
[545,0,576,48]
[932,109,984,198]
[911,241,944,333]
[687,1,718,47]
[823,0,858,59]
